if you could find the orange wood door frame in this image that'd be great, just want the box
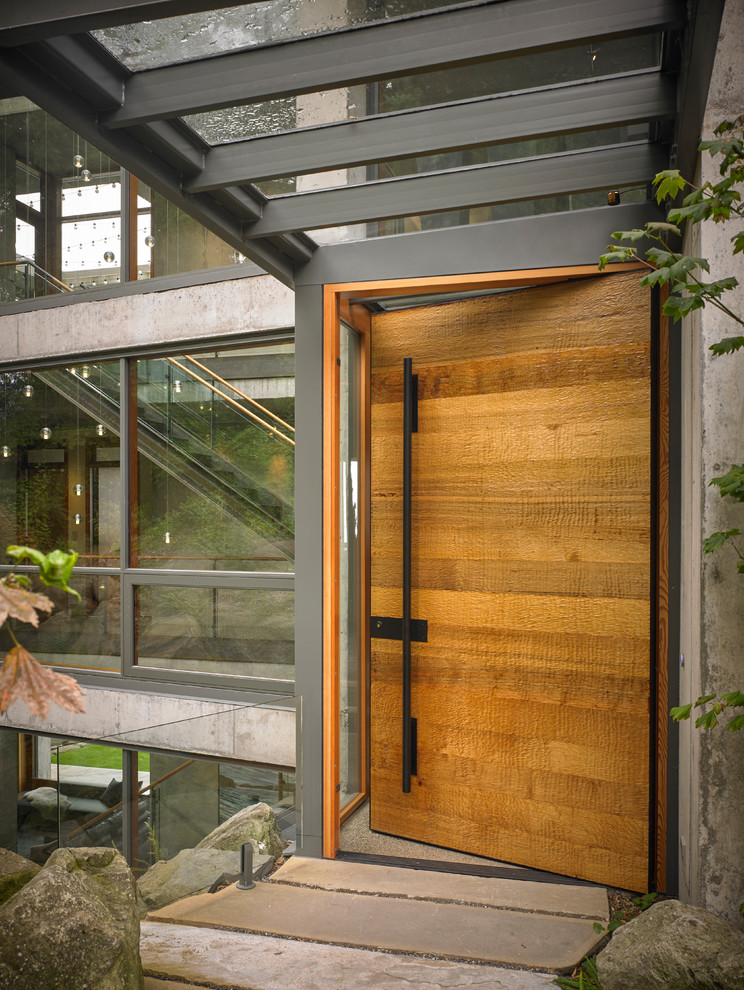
[322,263,669,887]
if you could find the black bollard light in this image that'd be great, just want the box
[236,841,256,890]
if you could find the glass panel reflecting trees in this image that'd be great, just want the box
[0,363,121,562]
[134,343,295,570]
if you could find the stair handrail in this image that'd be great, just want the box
[1,258,73,294]
[183,354,295,434]
[167,357,295,447]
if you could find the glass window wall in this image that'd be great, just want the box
[0,100,246,303]
[0,363,121,564]
[0,730,295,873]
[134,343,294,571]
[0,337,295,684]
[135,585,294,679]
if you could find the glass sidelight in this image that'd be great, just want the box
[338,322,363,812]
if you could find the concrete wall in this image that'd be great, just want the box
[678,0,744,926]
[0,687,296,768]
[0,272,293,364]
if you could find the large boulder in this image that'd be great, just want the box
[0,846,143,990]
[137,847,272,915]
[195,802,285,859]
[597,899,744,990]
[0,848,40,904]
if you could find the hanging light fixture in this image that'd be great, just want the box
[145,235,155,248]
[73,154,84,169]
[173,380,182,395]
[81,169,92,183]
[74,483,84,496]
[24,383,34,398]
[164,531,171,544]
[81,366,90,379]
[1,447,10,459]
[97,423,106,436]
[40,426,51,440]
[74,514,82,525]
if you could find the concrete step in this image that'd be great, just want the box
[146,857,607,971]
[269,856,609,920]
[141,922,557,990]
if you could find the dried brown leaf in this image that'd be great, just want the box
[0,645,86,719]
[0,579,53,628]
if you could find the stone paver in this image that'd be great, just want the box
[147,881,601,970]
[271,857,608,920]
[142,922,557,989]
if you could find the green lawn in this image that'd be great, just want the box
[52,745,150,772]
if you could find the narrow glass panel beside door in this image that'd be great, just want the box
[339,322,363,812]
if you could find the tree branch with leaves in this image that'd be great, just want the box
[0,546,86,719]
[600,119,744,738]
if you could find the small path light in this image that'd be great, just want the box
[236,842,256,890]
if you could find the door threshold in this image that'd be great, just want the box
[334,850,601,887]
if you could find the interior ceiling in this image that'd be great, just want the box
[0,0,725,288]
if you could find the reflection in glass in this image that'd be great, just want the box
[137,183,240,278]
[11,576,121,672]
[94,0,452,71]
[9,737,129,865]
[3,733,294,874]
[134,343,295,570]
[135,586,294,679]
[183,35,659,145]
[0,98,121,300]
[0,364,121,566]
[145,753,294,866]
[339,323,363,810]
[308,185,650,244]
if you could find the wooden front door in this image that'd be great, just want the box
[369,271,653,891]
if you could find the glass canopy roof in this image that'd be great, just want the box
[92,0,456,70]
[182,34,661,145]
[0,0,706,287]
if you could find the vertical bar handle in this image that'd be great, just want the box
[402,357,417,793]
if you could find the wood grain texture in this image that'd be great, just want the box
[369,271,652,890]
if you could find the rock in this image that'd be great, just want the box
[0,846,143,990]
[23,785,72,820]
[137,847,270,914]
[597,899,744,990]
[195,802,285,859]
[0,849,40,904]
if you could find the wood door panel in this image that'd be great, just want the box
[370,277,651,367]
[369,271,652,890]
[371,343,652,406]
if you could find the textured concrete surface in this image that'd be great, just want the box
[271,857,608,920]
[0,274,293,364]
[141,923,557,989]
[0,687,296,769]
[147,881,602,970]
[677,0,744,927]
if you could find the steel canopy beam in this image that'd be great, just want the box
[102,0,685,129]
[242,142,666,238]
[187,70,676,191]
[0,1,254,47]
